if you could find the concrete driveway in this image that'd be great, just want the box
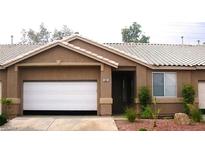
[0,116,118,131]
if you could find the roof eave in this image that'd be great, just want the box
[152,65,205,70]
[1,41,118,69]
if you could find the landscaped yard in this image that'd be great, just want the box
[115,119,205,131]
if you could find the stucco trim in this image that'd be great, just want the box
[99,98,113,104]
[135,97,199,104]
[14,62,104,71]
[135,97,183,104]
[1,41,118,69]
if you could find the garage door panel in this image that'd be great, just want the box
[198,82,205,109]
[23,82,97,111]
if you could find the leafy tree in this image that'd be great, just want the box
[38,23,50,43]
[52,25,73,40]
[27,28,40,43]
[20,29,27,44]
[20,23,73,43]
[122,22,150,43]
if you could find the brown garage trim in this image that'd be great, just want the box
[15,62,105,71]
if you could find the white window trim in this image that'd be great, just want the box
[152,72,177,98]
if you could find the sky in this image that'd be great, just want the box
[0,0,205,44]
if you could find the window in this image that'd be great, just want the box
[153,72,176,97]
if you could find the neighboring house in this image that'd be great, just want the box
[0,34,205,116]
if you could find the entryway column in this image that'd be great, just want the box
[99,65,113,115]
[6,66,21,115]
[135,65,147,112]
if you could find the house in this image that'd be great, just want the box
[1,34,205,116]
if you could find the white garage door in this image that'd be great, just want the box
[198,82,205,109]
[23,81,97,111]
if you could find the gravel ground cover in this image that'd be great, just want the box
[115,119,205,131]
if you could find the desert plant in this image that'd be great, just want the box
[152,97,160,128]
[0,114,7,126]
[140,106,153,119]
[182,84,195,104]
[139,128,147,131]
[138,86,151,110]
[187,104,202,122]
[0,98,13,118]
[124,107,137,122]
[182,84,195,114]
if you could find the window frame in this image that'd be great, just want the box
[152,72,177,98]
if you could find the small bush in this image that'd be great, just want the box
[124,107,137,122]
[140,106,153,119]
[183,103,190,115]
[187,104,202,122]
[0,114,7,126]
[0,98,12,105]
[138,86,150,109]
[182,84,195,114]
[182,84,195,104]
[139,128,147,131]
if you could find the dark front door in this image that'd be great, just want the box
[112,71,135,114]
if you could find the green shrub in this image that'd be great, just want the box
[0,114,7,126]
[139,128,147,131]
[183,103,190,115]
[140,106,153,119]
[182,84,195,104]
[124,107,137,122]
[138,86,150,109]
[0,98,12,105]
[182,84,195,114]
[187,104,202,122]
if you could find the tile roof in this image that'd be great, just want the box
[1,36,205,69]
[0,44,43,65]
[105,43,205,67]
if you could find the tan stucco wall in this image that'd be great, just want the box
[21,45,99,64]
[2,45,113,115]
[135,69,196,97]
[1,41,205,115]
[0,70,7,98]
[69,39,137,66]
[99,65,112,115]
[135,68,205,114]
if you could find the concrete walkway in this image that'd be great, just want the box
[0,116,118,131]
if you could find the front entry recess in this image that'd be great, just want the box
[112,71,135,114]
